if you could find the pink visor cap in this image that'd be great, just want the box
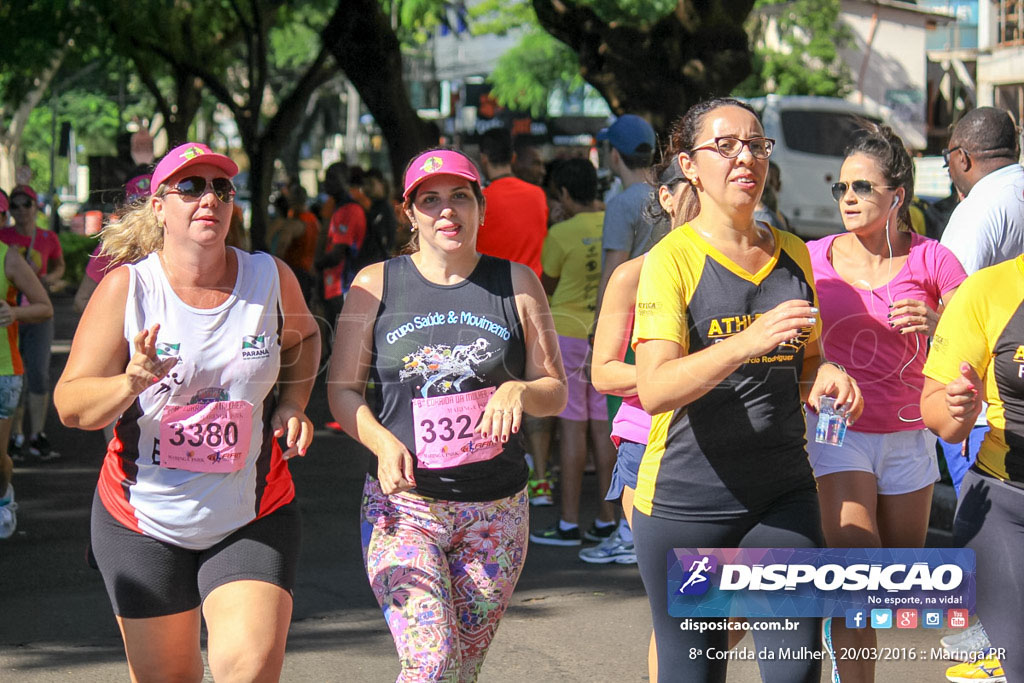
[403,150,480,199]
[151,143,238,190]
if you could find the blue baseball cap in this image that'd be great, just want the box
[597,114,656,155]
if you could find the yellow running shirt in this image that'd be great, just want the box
[632,224,821,520]
[541,211,604,339]
[924,255,1024,484]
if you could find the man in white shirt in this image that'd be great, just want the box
[941,106,1024,275]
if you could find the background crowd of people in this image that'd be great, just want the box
[2,101,1023,683]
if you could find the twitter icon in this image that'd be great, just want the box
[871,609,892,629]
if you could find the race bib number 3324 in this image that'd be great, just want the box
[412,387,502,469]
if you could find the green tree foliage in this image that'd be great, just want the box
[489,30,584,117]
[483,0,680,117]
[0,1,83,188]
[531,0,756,136]
[734,0,852,97]
[325,0,438,180]
[92,0,340,249]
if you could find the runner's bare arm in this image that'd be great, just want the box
[54,266,165,430]
[328,262,416,493]
[591,256,643,397]
[478,264,567,442]
[508,263,567,414]
[272,257,320,458]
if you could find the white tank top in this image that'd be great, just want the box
[98,248,289,549]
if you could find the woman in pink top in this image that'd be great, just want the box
[808,123,966,682]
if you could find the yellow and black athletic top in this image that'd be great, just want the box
[924,255,1024,484]
[632,224,820,521]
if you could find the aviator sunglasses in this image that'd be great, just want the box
[830,180,893,202]
[164,176,236,202]
[691,136,776,160]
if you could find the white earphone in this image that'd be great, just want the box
[891,195,900,209]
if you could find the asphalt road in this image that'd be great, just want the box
[0,293,964,682]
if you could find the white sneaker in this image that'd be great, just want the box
[941,622,992,660]
[578,528,637,564]
[0,485,18,540]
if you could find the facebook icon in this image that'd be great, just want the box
[846,609,867,629]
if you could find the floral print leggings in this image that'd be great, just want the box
[360,476,529,682]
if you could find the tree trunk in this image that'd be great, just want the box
[165,70,203,146]
[0,48,65,189]
[244,48,334,253]
[323,0,438,181]
[531,0,755,140]
[246,140,275,253]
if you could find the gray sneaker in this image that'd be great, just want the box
[0,486,18,540]
[941,621,992,660]
[578,529,637,564]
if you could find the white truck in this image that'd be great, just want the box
[744,95,884,239]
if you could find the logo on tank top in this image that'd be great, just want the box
[241,334,270,360]
[401,338,492,398]
[155,342,181,364]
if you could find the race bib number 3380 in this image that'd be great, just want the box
[159,400,253,473]
[412,387,502,469]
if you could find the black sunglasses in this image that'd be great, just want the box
[165,176,236,203]
[10,199,34,209]
[941,146,964,168]
[830,180,894,202]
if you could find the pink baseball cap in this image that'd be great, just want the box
[10,185,38,202]
[151,143,238,190]
[403,149,480,199]
[125,174,153,202]
[0,193,7,213]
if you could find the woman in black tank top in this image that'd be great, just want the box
[328,149,566,680]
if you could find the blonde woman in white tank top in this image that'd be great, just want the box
[55,143,320,682]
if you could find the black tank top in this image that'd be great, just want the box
[370,254,528,501]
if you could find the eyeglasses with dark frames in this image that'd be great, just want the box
[10,199,34,210]
[164,176,236,203]
[830,180,895,202]
[691,136,775,160]
[941,146,965,169]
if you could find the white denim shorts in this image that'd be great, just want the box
[805,411,939,495]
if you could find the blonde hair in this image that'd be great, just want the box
[99,198,164,265]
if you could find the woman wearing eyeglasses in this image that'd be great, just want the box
[805,123,965,682]
[54,142,320,682]
[632,98,862,682]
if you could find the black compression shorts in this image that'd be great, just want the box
[90,490,301,619]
